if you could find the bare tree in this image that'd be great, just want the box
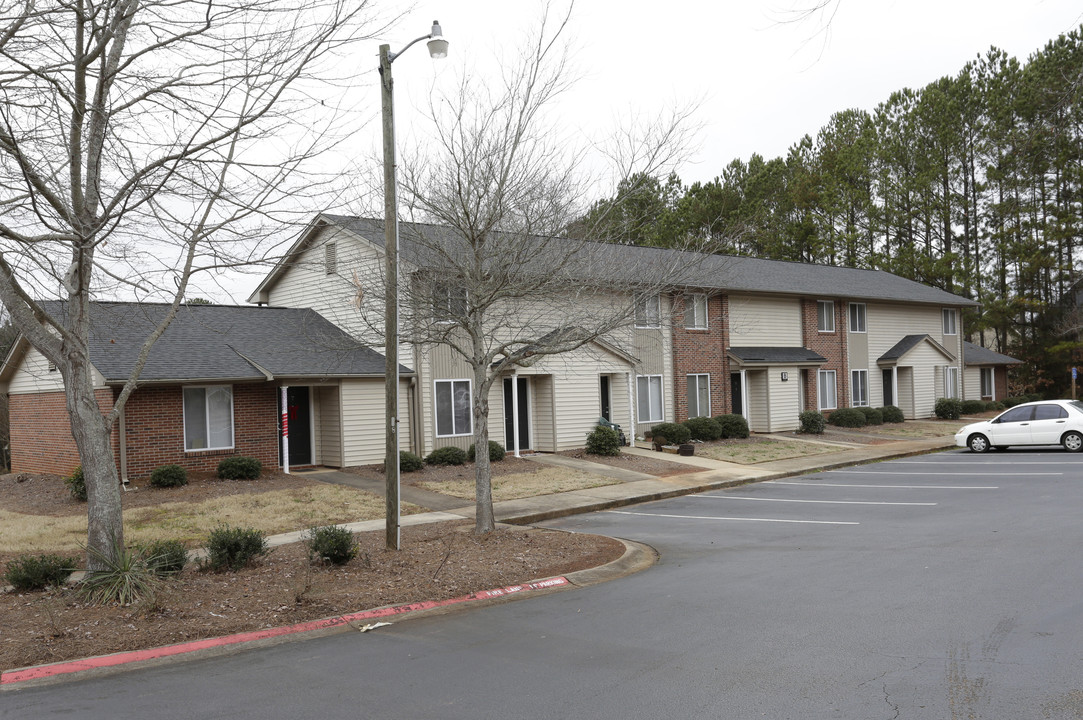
[390,4,717,534]
[0,0,379,568]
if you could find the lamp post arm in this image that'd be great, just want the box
[387,32,434,64]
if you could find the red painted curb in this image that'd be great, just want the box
[1,576,569,686]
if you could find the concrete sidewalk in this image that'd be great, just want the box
[279,434,956,544]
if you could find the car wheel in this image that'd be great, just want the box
[968,433,990,453]
[1062,431,1083,452]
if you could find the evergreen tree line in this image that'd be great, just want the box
[575,27,1083,393]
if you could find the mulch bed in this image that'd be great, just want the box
[556,449,697,476]
[0,521,625,672]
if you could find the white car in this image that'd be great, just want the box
[955,399,1083,453]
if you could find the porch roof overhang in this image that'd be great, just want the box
[728,346,827,368]
[877,334,955,367]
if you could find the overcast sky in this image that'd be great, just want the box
[358,0,1083,187]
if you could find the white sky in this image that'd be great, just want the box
[357,0,1083,187]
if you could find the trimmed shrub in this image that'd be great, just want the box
[828,408,866,428]
[425,445,467,466]
[202,525,268,572]
[649,422,691,446]
[985,401,1005,412]
[1025,393,1042,402]
[683,416,723,441]
[467,441,506,463]
[715,414,750,439]
[65,466,87,502]
[960,400,986,415]
[585,425,622,456]
[216,456,262,480]
[1002,396,1026,408]
[799,410,825,434]
[934,397,962,420]
[858,406,883,425]
[304,525,357,566]
[3,554,78,591]
[140,539,188,576]
[399,451,424,472]
[149,464,188,489]
[881,405,905,423]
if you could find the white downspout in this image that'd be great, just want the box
[628,372,636,443]
[512,370,521,458]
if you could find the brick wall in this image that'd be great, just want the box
[121,383,280,478]
[10,388,115,475]
[802,299,849,413]
[672,294,728,421]
[10,383,280,479]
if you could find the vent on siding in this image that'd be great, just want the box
[47,360,56,372]
[324,242,337,275]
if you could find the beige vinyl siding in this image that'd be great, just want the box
[339,377,412,466]
[898,367,915,418]
[729,295,801,346]
[847,331,868,371]
[8,347,67,394]
[316,385,342,467]
[904,343,945,418]
[532,376,555,451]
[633,297,672,434]
[963,367,982,401]
[746,370,769,432]
[866,303,961,408]
[422,341,475,453]
[766,366,801,431]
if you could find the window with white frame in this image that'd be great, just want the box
[435,379,472,437]
[944,366,960,399]
[818,370,837,410]
[687,374,710,417]
[183,386,234,451]
[636,375,664,422]
[848,303,866,333]
[942,308,957,335]
[817,300,835,332]
[635,294,661,328]
[684,294,708,330]
[851,369,869,407]
[981,367,994,398]
[433,283,467,323]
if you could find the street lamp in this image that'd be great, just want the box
[381,21,447,551]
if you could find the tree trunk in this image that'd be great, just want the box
[472,364,495,534]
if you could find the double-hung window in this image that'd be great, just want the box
[942,308,957,335]
[944,366,960,399]
[637,375,664,423]
[435,379,472,437]
[817,300,835,332]
[635,294,661,328]
[818,370,837,410]
[183,385,234,451]
[851,369,869,407]
[848,303,866,333]
[433,284,467,323]
[687,374,710,417]
[684,294,708,330]
[980,368,994,398]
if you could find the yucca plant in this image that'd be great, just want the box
[78,541,159,606]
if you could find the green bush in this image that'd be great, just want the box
[858,406,883,425]
[399,451,424,472]
[585,425,622,456]
[799,411,825,434]
[935,397,962,420]
[985,401,1005,412]
[201,525,268,572]
[715,414,750,439]
[467,441,506,463]
[425,445,467,466]
[149,464,188,488]
[216,456,262,480]
[1002,396,1026,408]
[960,400,986,415]
[828,408,866,428]
[649,422,691,445]
[683,416,722,441]
[3,554,78,591]
[1025,393,1042,402]
[880,405,905,423]
[65,465,87,502]
[139,539,188,576]
[79,545,159,606]
[304,525,357,566]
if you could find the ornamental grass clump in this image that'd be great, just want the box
[79,544,159,606]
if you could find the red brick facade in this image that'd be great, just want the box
[801,299,849,414]
[10,383,281,480]
[672,294,730,421]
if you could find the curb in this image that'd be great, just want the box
[0,536,655,690]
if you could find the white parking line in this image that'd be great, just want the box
[605,510,859,525]
[834,470,1060,476]
[889,460,1076,465]
[768,481,998,489]
[692,495,937,506]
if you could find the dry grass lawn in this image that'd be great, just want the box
[418,466,619,502]
[1,485,420,555]
[857,420,961,439]
[698,438,842,465]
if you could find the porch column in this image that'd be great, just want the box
[280,385,289,474]
[512,370,521,458]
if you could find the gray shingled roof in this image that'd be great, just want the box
[729,347,827,364]
[878,334,955,363]
[318,214,977,308]
[42,302,407,383]
[963,340,1020,366]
